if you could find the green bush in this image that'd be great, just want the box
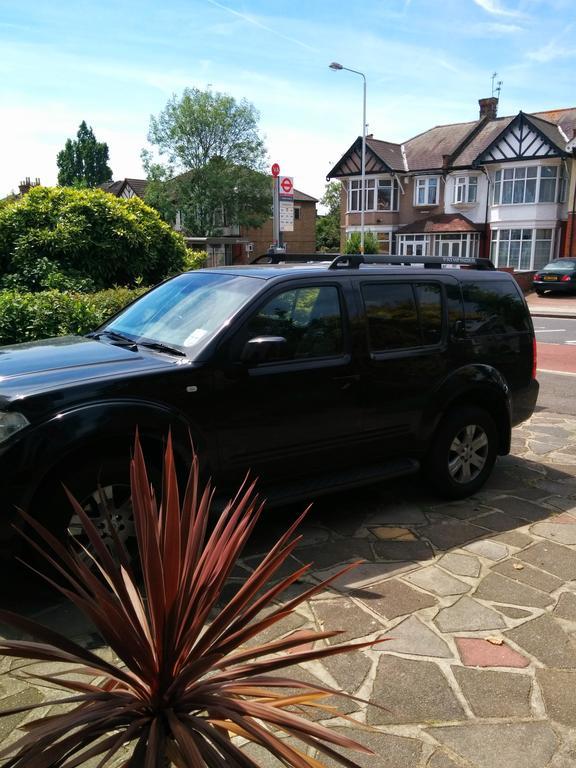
[0,286,148,346]
[0,186,187,291]
[344,231,379,254]
[182,249,208,270]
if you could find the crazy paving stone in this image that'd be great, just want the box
[473,572,553,609]
[313,561,417,594]
[426,722,557,768]
[497,606,533,619]
[439,552,481,577]
[312,599,381,644]
[382,616,452,658]
[294,540,375,571]
[428,751,466,768]
[463,539,508,561]
[435,596,506,633]
[372,539,433,562]
[371,526,415,540]
[490,496,551,522]
[244,613,307,647]
[455,637,529,668]
[430,501,488,520]
[505,614,576,668]
[368,656,465,724]
[0,688,44,742]
[554,591,576,622]
[404,566,469,597]
[474,511,529,533]
[451,666,532,717]
[321,650,372,693]
[517,540,576,580]
[531,520,576,545]
[424,520,488,550]
[313,728,423,768]
[490,531,534,549]
[358,579,437,621]
[536,669,576,725]
[364,503,428,526]
[491,558,563,593]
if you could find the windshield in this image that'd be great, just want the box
[543,260,576,271]
[104,272,262,356]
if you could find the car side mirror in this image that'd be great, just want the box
[240,336,288,365]
[451,320,466,339]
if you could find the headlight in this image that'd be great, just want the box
[0,412,30,444]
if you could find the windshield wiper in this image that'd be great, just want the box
[87,330,138,348]
[139,341,186,357]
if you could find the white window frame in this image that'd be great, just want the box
[454,176,478,205]
[347,176,400,213]
[490,227,554,271]
[433,232,480,259]
[491,164,560,205]
[414,176,439,206]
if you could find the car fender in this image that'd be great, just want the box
[419,364,512,451]
[4,399,208,510]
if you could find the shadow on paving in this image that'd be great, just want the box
[0,453,573,650]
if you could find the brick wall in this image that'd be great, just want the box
[242,199,317,259]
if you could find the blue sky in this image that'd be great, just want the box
[1,0,574,201]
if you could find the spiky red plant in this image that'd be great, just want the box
[0,435,382,767]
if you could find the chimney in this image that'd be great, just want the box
[479,97,498,120]
[17,177,41,195]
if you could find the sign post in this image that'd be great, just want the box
[271,164,281,253]
[279,176,294,236]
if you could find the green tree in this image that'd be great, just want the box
[142,88,271,237]
[57,121,113,187]
[316,181,341,252]
[0,186,186,291]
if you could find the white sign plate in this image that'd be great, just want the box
[279,200,294,232]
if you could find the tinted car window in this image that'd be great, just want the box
[416,283,443,345]
[362,282,443,351]
[241,285,344,361]
[462,280,530,335]
[362,283,420,350]
[542,260,576,271]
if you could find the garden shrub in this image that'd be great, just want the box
[344,231,380,254]
[0,286,148,346]
[0,186,186,291]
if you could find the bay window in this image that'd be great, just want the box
[491,165,561,205]
[490,228,553,270]
[348,177,399,212]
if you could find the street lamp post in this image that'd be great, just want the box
[329,62,367,254]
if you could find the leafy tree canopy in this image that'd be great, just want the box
[142,88,271,237]
[316,181,341,252]
[57,121,113,188]
[0,186,186,292]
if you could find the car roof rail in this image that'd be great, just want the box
[251,253,333,265]
[328,254,496,271]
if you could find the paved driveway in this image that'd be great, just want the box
[2,411,576,767]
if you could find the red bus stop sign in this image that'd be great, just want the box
[271,163,280,177]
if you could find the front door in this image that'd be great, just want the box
[211,281,364,487]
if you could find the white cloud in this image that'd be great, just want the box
[477,21,524,33]
[528,42,576,62]
[472,0,525,17]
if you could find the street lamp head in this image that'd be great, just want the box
[329,62,343,70]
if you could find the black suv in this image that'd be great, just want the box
[0,255,538,552]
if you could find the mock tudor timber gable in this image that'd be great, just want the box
[477,112,569,165]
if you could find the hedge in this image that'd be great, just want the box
[0,287,148,346]
[0,186,187,292]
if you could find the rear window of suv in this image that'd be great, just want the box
[361,282,443,351]
[462,280,530,335]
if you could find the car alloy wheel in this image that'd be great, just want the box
[447,423,489,484]
[67,482,135,560]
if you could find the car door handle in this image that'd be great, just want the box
[333,374,361,389]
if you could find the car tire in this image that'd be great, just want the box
[34,453,160,565]
[425,407,497,499]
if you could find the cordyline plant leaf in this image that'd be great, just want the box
[0,432,386,767]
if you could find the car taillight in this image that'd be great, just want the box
[561,275,571,282]
[534,273,543,280]
[532,336,537,379]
